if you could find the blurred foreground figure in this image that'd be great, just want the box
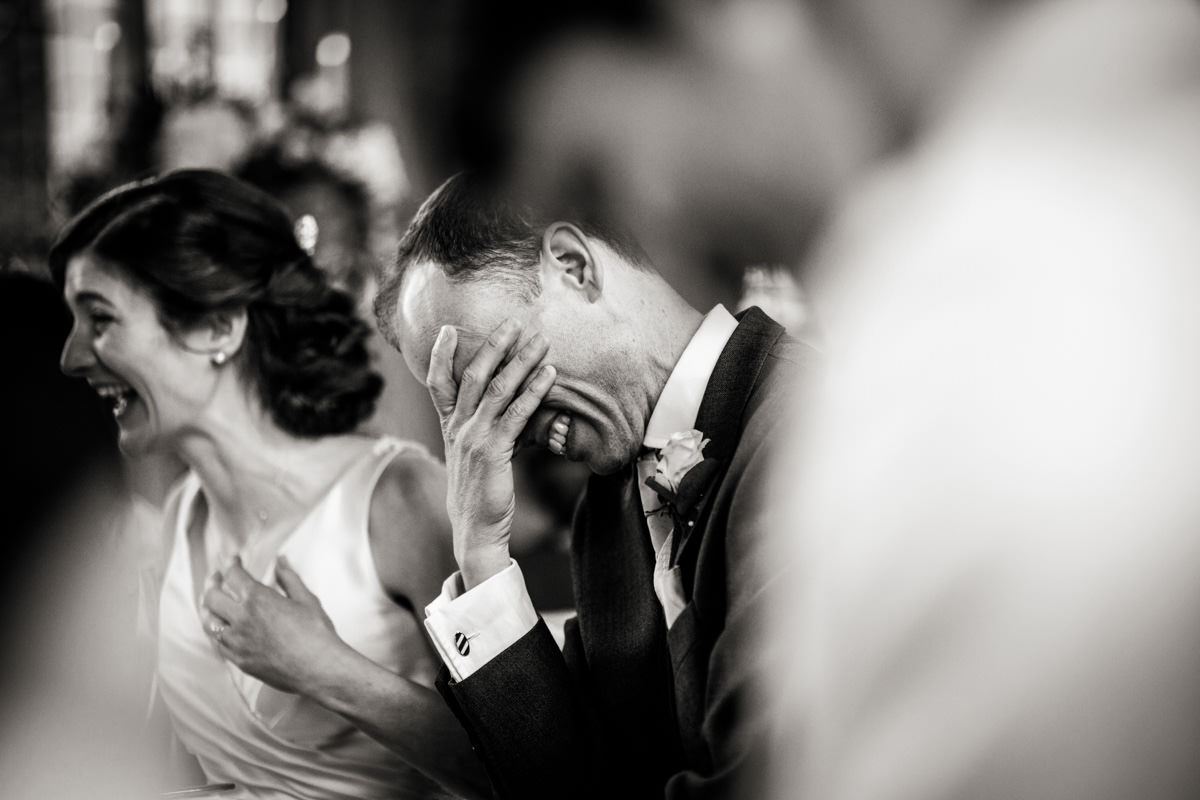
[504,0,881,301]
[0,272,158,800]
[774,1,1200,798]
[497,0,1200,796]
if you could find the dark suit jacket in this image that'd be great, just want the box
[439,308,811,799]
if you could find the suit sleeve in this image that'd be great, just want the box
[437,616,600,800]
[434,483,630,800]
[424,562,539,681]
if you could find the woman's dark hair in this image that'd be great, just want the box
[48,169,383,437]
[236,151,374,299]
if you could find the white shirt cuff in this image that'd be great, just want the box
[424,559,539,682]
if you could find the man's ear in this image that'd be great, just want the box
[542,222,603,302]
[182,308,249,362]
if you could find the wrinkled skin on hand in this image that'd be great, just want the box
[425,319,556,589]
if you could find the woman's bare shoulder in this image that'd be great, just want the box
[367,447,454,603]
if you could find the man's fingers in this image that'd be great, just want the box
[427,325,460,420]
[477,332,551,419]
[496,364,557,441]
[275,556,320,608]
[454,319,523,419]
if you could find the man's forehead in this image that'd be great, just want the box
[399,260,495,326]
[396,260,448,332]
[397,260,522,373]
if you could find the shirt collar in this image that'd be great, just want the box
[643,305,739,450]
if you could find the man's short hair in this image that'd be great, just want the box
[374,173,650,337]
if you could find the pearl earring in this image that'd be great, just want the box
[211,350,228,366]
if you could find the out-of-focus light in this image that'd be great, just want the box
[315,32,351,67]
[93,21,121,52]
[154,46,187,80]
[256,0,287,24]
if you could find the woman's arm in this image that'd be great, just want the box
[367,452,459,672]
[355,452,492,797]
[292,617,492,800]
[201,453,491,800]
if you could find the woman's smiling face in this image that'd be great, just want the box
[60,253,216,455]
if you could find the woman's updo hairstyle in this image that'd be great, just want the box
[49,169,382,437]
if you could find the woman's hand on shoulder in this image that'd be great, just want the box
[368,452,456,612]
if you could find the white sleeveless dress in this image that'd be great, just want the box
[156,437,453,800]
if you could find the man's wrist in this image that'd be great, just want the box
[458,542,511,590]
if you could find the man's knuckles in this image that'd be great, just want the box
[459,366,483,388]
[485,376,510,399]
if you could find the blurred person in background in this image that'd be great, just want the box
[234,138,445,458]
[237,156,375,303]
[497,0,880,304]
[51,170,487,800]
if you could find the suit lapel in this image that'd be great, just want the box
[671,307,786,566]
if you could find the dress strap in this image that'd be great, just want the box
[342,436,438,532]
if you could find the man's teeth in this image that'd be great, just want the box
[549,414,571,455]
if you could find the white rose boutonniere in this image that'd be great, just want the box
[645,429,722,565]
[653,429,710,493]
